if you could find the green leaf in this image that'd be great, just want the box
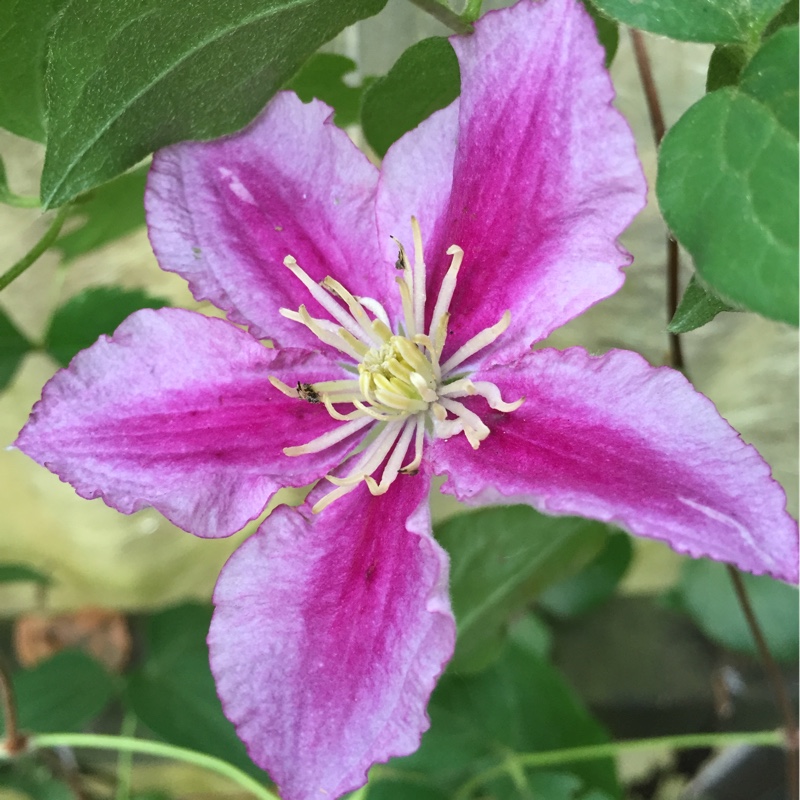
[0,760,74,800]
[288,53,370,128]
[126,604,267,781]
[657,37,799,325]
[706,44,750,91]
[45,287,170,366]
[675,559,799,664]
[394,642,621,799]
[0,0,66,141]
[41,0,388,208]
[538,532,632,619]
[668,274,738,332]
[54,167,148,261]
[593,0,786,43]
[12,650,115,734]
[581,1,619,65]
[0,308,32,390]
[738,25,799,136]
[361,37,459,158]
[0,563,51,586]
[764,0,799,37]
[436,506,608,673]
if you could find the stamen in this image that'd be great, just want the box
[410,216,427,335]
[395,276,417,338]
[437,378,477,398]
[322,276,384,345]
[470,381,526,412]
[284,256,369,344]
[438,398,490,449]
[440,311,511,376]
[269,376,300,399]
[358,297,391,329]
[399,417,425,474]
[429,245,463,352]
[280,306,363,361]
[283,416,372,457]
[365,417,417,495]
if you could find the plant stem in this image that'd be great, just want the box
[629,28,684,371]
[28,734,278,800]
[407,0,473,34]
[114,712,137,800]
[727,565,798,797]
[461,0,484,23]
[0,204,71,292]
[454,730,784,799]
[1,193,40,209]
[0,657,24,754]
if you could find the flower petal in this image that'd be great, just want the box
[209,466,454,800]
[378,0,646,364]
[16,308,361,538]
[431,348,798,583]
[146,92,395,347]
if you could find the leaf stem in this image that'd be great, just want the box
[27,734,278,800]
[726,565,798,797]
[0,204,71,292]
[454,730,785,799]
[407,0,473,34]
[629,28,684,371]
[461,0,483,23]
[1,193,41,209]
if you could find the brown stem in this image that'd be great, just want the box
[629,29,684,370]
[726,565,798,797]
[0,657,25,754]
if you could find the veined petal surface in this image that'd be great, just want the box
[16,309,357,538]
[209,467,454,800]
[146,93,395,347]
[378,0,646,365]
[432,348,798,583]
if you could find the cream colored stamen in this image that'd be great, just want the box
[273,219,524,510]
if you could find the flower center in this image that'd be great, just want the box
[270,217,523,512]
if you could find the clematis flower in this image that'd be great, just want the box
[16,0,798,797]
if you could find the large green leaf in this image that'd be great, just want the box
[0,0,66,141]
[538,532,632,619]
[54,167,148,261]
[361,37,460,158]
[675,559,799,664]
[126,604,268,782]
[11,650,115,734]
[667,274,738,333]
[593,0,785,43]
[436,506,608,672]
[41,0,387,208]
[384,642,620,799]
[45,287,170,366]
[0,308,32,390]
[288,53,370,128]
[657,28,798,325]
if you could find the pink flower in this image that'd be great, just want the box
[16,0,798,797]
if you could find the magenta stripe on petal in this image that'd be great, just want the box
[377,0,646,368]
[146,93,396,347]
[209,466,454,800]
[432,348,798,583]
[16,309,360,538]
